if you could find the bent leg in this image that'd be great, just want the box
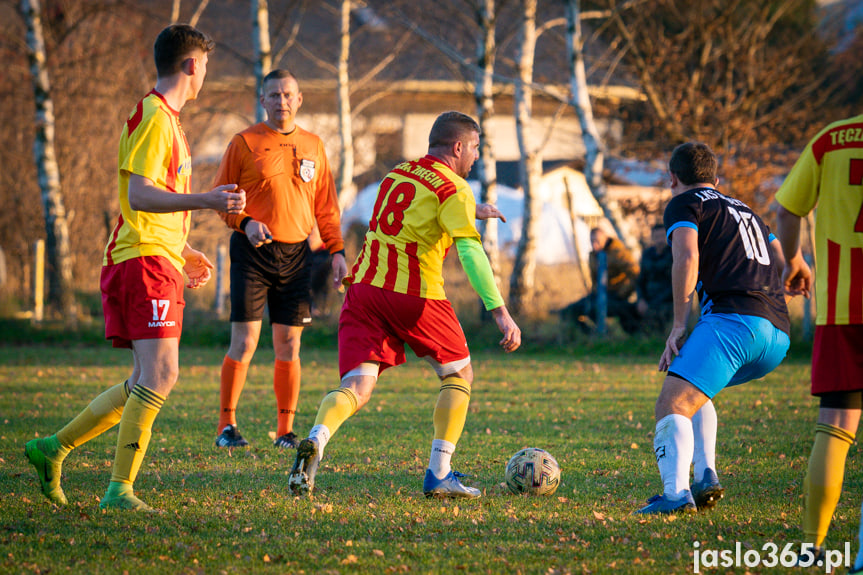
[653,375,710,499]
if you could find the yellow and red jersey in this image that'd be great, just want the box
[215,123,344,254]
[346,155,481,299]
[103,90,192,273]
[776,114,863,325]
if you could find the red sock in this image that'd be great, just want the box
[219,356,249,433]
[274,359,300,436]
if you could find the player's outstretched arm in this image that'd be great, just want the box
[475,203,506,222]
[181,244,214,289]
[128,174,245,214]
[491,305,521,353]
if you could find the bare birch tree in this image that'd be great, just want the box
[508,0,541,315]
[20,0,75,318]
[473,0,502,293]
[336,0,356,211]
[564,0,638,256]
[253,0,273,122]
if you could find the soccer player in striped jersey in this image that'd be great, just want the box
[289,111,521,498]
[24,24,246,511]
[775,114,863,565]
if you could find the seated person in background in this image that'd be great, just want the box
[636,223,674,333]
[560,227,640,334]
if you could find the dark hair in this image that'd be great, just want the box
[153,24,214,78]
[262,69,299,93]
[428,111,480,149]
[669,142,718,185]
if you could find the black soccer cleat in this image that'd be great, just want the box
[273,432,299,449]
[215,424,249,448]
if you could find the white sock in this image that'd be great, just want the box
[428,439,455,479]
[692,400,718,480]
[308,424,331,458]
[654,413,694,499]
[855,498,863,571]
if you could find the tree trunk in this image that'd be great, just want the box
[252,0,272,123]
[337,0,357,211]
[509,0,540,316]
[21,0,75,318]
[474,0,502,315]
[565,0,639,257]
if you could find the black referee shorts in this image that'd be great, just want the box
[229,231,312,326]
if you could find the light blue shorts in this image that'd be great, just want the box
[668,313,790,399]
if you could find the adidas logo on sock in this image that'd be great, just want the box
[124,442,141,451]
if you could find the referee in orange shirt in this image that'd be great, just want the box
[213,69,347,450]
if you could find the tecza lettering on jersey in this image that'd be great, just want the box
[829,127,863,147]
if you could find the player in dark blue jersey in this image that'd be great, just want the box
[635,142,792,515]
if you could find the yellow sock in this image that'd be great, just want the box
[313,388,358,437]
[433,377,471,444]
[803,423,855,547]
[56,381,130,450]
[110,385,165,485]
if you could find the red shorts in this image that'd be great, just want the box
[338,282,469,378]
[811,324,863,395]
[101,256,185,349]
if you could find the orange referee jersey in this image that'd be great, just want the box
[776,114,863,325]
[103,90,192,274]
[215,123,344,254]
[346,155,481,299]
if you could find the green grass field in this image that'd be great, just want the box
[1,326,860,574]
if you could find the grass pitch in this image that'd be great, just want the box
[1,335,859,574]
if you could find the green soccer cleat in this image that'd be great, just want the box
[100,483,155,512]
[25,436,68,505]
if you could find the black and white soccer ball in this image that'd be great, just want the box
[504,447,561,496]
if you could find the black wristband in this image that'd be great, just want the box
[239,217,252,232]
[334,249,346,257]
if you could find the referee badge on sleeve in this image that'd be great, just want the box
[300,159,316,182]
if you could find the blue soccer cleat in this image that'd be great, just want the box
[634,490,696,515]
[423,469,481,499]
[691,468,724,510]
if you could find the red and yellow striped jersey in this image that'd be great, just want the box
[103,90,192,273]
[346,155,480,299]
[776,114,863,325]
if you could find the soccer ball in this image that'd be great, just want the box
[504,447,561,496]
